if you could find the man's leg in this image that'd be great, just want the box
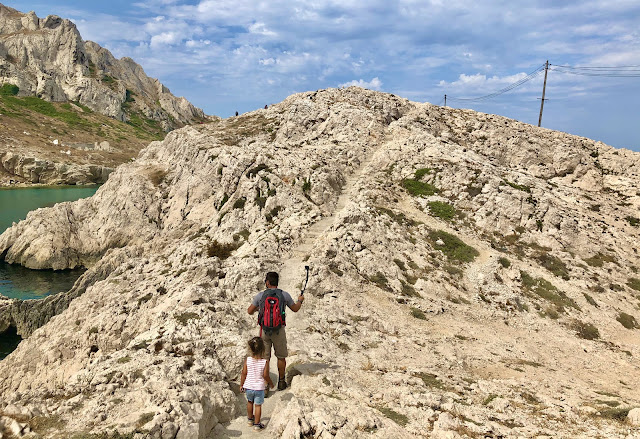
[277,358,286,381]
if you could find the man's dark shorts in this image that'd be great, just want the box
[261,328,287,361]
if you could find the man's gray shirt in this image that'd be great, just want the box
[252,289,294,308]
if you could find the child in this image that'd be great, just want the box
[240,336,274,431]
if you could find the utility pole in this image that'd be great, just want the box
[537,60,549,127]
[444,94,447,107]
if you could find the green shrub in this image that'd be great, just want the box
[627,278,640,292]
[503,179,531,193]
[410,307,426,320]
[626,216,640,227]
[597,407,631,421]
[175,312,200,326]
[0,83,19,96]
[375,406,408,426]
[572,320,600,340]
[302,179,311,192]
[414,168,432,180]
[498,257,511,268]
[233,198,246,209]
[584,252,617,267]
[206,240,237,259]
[583,293,598,307]
[427,201,456,221]
[369,272,391,292]
[429,230,479,263]
[265,206,282,222]
[616,312,638,329]
[520,271,578,311]
[402,179,438,197]
[535,253,570,280]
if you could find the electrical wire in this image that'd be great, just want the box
[446,64,546,102]
[549,64,640,77]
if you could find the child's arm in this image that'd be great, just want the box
[240,358,247,392]
[263,360,274,388]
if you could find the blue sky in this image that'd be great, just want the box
[6,0,640,150]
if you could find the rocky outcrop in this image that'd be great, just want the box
[0,150,112,185]
[0,87,639,438]
[0,3,206,130]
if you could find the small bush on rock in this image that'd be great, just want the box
[429,230,479,263]
[572,320,600,340]
[616,312,639,329]
[427,201,456,221]
[206,240,237,259]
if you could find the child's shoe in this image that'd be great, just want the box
[247,417,254,426]
[253,422,265,431]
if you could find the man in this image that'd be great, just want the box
[248,271,304,390]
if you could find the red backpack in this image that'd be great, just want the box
[258,289,286,335]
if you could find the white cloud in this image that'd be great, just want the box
[339,77,383,90]
[150,31,182,47]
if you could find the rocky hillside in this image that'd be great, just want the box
[0,3,208,186]
[0,87,639,438]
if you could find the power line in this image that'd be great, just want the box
[549,65,640,77]
[446,64,546,102]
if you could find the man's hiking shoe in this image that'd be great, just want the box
[253,422,265,431]
[277,380,288,391]
[247,417,254,426]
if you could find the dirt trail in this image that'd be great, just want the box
[216,146,383,438]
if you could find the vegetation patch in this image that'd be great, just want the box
[583,293,598,307]
[429,230,479,263]
[626,216,640,227]
[401,179,439,197]
[535,253,570,280]
[265,206,283,222]
[627,278,640,292]
[520,271,578,312]
[427,201,456,221]
[206,240,238,259]
[233,198,246,209]
[503,179,531,193]
[410,307,426,320]
[0,83,19,96]
[584,252,617,267]
[368,272,392,292]
[571,320,600,340]
[616,312,639,329]
[414,168,432,180]
[375,207,419,227]
[375,406,408,426]
[498,257,511,268]
[596,407,631,422]
[415,372,450,390]
[175,312,201,326]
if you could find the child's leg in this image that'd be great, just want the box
[246,400,254,419]
[254,404,262,424]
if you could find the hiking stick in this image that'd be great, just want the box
[301,265,310,295]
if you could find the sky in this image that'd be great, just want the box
[5,0,640,151]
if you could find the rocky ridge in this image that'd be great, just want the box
[0,87,639,438]
[0,3,205,128]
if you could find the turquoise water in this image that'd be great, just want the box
[0,186,98,234]
[0,186,97,359]
[0,186,97,300]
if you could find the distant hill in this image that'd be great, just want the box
[0,3,210,186]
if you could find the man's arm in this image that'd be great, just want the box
[248,304,258,315]
[288,294,304,312]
